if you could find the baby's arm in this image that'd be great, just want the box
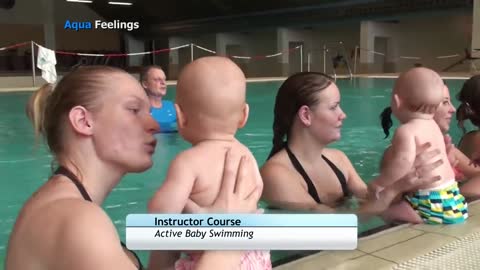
[374,125,416,188]
[148,153,196,213]
[148,153,196,270]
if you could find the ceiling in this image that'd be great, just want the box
[88,0,474,38]
[90,0,340,24]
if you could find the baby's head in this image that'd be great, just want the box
[391,67,443,122]
[175,56,248,143]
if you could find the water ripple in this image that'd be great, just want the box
[114,187,141,191]
[0,158,36,163]
[105,204,122,209]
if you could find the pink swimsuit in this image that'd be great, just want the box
[175,251,272,270]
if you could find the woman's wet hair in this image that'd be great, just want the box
[457,75,480,133]
[267,72,334,160]
[26,83,53,139]
[26,66,127,162]
[380,106,393,138]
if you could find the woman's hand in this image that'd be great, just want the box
[184,148,262,214]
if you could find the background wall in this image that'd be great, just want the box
[358,11,472,74]
[0,1,477,77]
[0,0,121,73]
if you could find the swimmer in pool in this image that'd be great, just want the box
[147,56,271,270]
[140,65,167,109]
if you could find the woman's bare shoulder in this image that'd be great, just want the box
[323,148,349,164]
[459,131,480,155]
[26,197,114,234]
[260,151,295,182]
[8,197,120,268]
[459,131,480,144]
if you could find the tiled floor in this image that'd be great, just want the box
[274,200,480,270]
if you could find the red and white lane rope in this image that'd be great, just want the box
[193,44,301,60]
[31,42,190,57]
[0,42,29,51]
[357,47,463,61]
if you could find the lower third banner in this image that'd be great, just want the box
[126,214,357,250]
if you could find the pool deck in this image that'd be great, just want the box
[274,199,480,270]
[0,72,476,92]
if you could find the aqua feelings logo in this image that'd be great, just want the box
[64,20,140,31]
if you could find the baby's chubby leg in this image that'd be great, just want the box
[381,199,423,224]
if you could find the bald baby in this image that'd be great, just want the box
[370,67,467,225]
[175,56,249,140]
[393,67,444,114]
[149,56,271,268]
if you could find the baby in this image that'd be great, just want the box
[148,56,271,270]
[371,67,468,224]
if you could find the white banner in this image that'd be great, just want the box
[126,227,357,250]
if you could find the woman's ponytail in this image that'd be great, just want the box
[380,106,393,138]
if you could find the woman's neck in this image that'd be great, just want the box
[288,131,327,163]
[58,154,124,205]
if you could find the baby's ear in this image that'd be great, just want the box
[238,104,249,128]
[175,103,187,128]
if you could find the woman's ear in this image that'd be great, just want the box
[175,103,187,128]
[238,104,249,128]
[297,105,312,126]
[69,106,93,136]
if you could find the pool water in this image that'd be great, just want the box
[0,78,468,267]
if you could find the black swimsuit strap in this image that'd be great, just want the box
[321,155,351,197]
[54,166,92,202]
[54,166,144,270]
[121,241,144,270]
[285,146,322,204]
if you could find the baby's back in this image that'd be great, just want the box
[408,119,454,189]
[185,140,261,210]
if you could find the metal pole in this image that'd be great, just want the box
[300,45,303,72]
[190,43,194,62]
[354,45,358,74]
[151,40,156,65]
[323,45,326,73]
[307,53,311,72]
[31,41,36,87]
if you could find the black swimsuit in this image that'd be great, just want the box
[285,146,351,204]
[54,166,145,270]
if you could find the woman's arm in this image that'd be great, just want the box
[335,150,368,199]
[452,147,480,179]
